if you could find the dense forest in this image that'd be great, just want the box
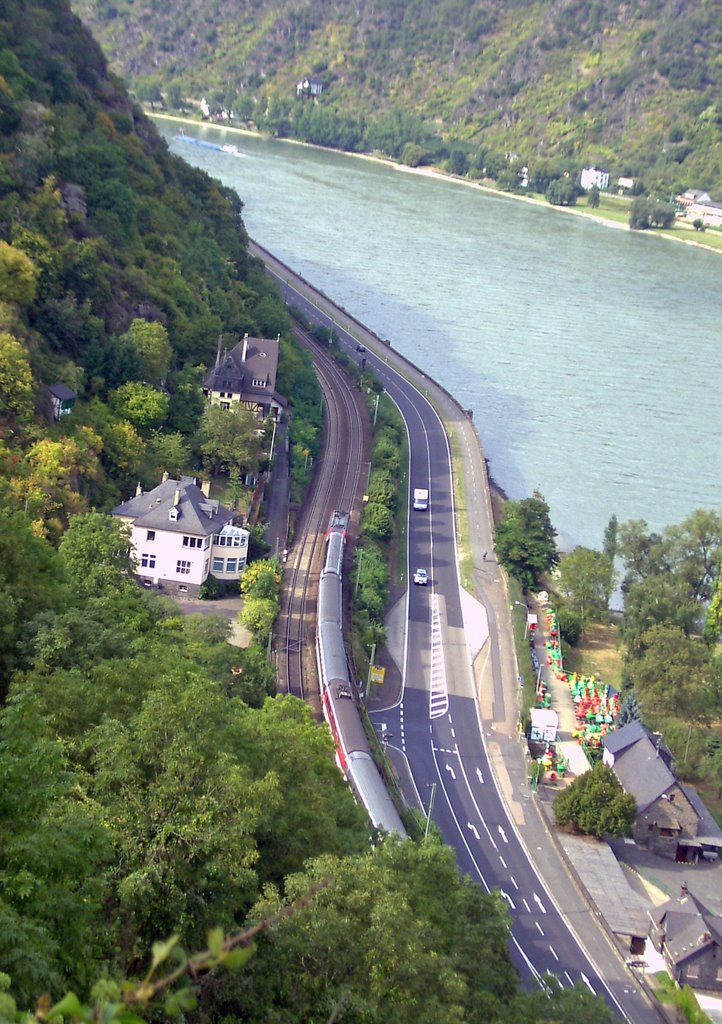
[0,0,616,1020]
[71,0,722,195]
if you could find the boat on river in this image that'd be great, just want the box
[175,131,243,157]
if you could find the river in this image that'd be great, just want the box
[157,119,721,551]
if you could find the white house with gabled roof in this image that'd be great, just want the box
[111,474,249,597]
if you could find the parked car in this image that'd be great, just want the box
[356,344,366,352]
[413,568,428,585]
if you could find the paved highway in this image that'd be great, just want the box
[253,242,662,1024]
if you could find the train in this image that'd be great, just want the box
[316,511,407,838]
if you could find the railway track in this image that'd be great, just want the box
[273,323,368,710]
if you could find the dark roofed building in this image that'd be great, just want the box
[203,333,286,421]
[47,383,77,420]
[649,892,722,990]
[603,722,722,862]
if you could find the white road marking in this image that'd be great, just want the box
[522,898,531,912]
[510,876,519,890]
[581,973,596,994]
[498,825,508,844]
[467,822,480,840]
[564,971,574,986]
[500,890,516,910]
[533,892,547,914]
[476,767,484,784]
[549,946,559,961]
[499,855,507,869]
[445,764,456,780]
[535,922,544,936]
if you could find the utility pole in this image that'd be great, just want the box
[366,641,376,702]
[373,391,381,426]
[355,547,364,596]
[424,783,437,840]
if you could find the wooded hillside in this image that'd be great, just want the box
[71,0,722,194]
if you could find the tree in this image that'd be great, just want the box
[602,513,618,563]
[240,559,282,600]
[587,184,600,208]
[0,241,38,306]
[617,689,641,726]
[621,575,700,662]
[58,512,134,599]
[545,177,579,206]
[630,197,675,230]
[0,332,34,425]
[120,319,172,386]
[704,566,722,644]
[198,404,264,477]
[447,149,469,176]
[494,495,558,591]
[145,430,190,480]
[226,842,519,1024]
[702,734,722,798]
[240,596,278,640]
[554,762,636,838]
[629,624,717,725]
[110,381,169,431]
[556,546,615,633]
[362,501,394,541]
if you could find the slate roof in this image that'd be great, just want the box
[111,477,234,537]
[650,894,722,965]
[682,786,722,847]
[603,722,677,811]
[203,335,286,406]
[48,383,77,401]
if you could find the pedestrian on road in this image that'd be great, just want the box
[483,550,487,561]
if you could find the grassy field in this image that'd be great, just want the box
[562,623,624,688]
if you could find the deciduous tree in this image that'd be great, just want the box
[198,404,263,477]
[554,762,636,838]
[630,623,717,725]
[494,495,558,591]
[556,546,615,633]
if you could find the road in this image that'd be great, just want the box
[250,240,663,1023]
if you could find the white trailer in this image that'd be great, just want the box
[413,488,429,511]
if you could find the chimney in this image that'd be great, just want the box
[162,470,169,483]
[173,487,180,507]
[215,334,223,369]
[242,332,249,362]
[201,479,211,498]
[135,481,142,497]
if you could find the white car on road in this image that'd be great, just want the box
[413,568,428,586]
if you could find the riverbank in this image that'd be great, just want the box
[152,111,722,257]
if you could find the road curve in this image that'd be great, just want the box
[250,239,664,1024]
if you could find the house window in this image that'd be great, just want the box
[686,965,699,980]
[147,530,155,542]
[141,553,156,569]
[182,536,203,549]
[220,401,230,410]
[717,966,722,981]
[659,828,676,838]
[213,557,224,573]
[178,585,188,593]
[204,536,211,549]
[226,558,237,573]
[252,378,266,387]
[169,507,178,521]
[203,558,209,574]
[176,560,191,575]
